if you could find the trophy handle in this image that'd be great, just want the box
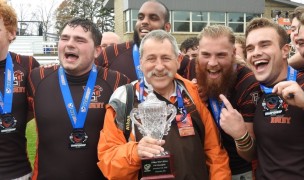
[130,108,145,135]
[163,104,177,136]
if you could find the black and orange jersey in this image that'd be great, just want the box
[28,65,129,180]
[254,71,304,179]
[207,64,261,175]
[0,52,39,179]
[96,41,195,81]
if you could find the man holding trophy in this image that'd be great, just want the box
[97,30,231,180]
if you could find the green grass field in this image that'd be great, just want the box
[26,120,37,168]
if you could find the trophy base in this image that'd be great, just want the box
[141,153,174,180]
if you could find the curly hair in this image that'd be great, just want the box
[180,37,199,53]
[0,2,17,41]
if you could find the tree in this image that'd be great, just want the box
[31,0,58,40]
[54,0,114,33]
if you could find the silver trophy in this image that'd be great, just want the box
[130,91,177,179]
[130,91,177,142]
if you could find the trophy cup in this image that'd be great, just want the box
[130,91,177,180]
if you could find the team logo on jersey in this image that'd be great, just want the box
[13,70,25,93]
[81,85,104,109]
[250,91,260,105]
[262,94,288,117]
[14,70,24,86]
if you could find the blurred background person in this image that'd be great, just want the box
[180,36,199,61]
[101,31,122,49]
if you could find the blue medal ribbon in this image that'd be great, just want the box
[260,66,298,94]
[176,85,188,123]
[209,98,225,129]
[0,53,14,114]
[58,64,97,129]
[132,44,144,80]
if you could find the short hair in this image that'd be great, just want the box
[289,6,304,22]
[0,2,17,41]
[245,17,289,48]
[198,24,235,45]
[148,0,170,23]
[139,30,179,58]
[180,37,199,52]
[60,17,102,47]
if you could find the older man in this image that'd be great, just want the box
[97,30,231,180]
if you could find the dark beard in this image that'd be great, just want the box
[133,30,141,47]
[196,61,237,100]
[133,25,166,47]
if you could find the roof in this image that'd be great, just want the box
[272,0,304,7]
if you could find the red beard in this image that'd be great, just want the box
[196,61,237,100]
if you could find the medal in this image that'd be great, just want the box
[262,94,286,117]
[0,113,17,133]
[0,53,16,134]
[69,129,88,149]
[58,65,97,149]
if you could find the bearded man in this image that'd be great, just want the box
[196,25,261,180]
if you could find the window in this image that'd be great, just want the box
[228,13,244,33]
[124,9,139,32]
[173,11,190,32]
[192,12,208,32]
[210,12,225,26]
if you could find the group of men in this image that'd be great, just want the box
[1,0,304,179]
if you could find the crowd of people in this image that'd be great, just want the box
[1,0,304,179]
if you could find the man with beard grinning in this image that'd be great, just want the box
[196,25,261,180]
[95,0,194,81]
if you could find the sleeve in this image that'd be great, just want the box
[30,56,40,69]
[97,105,141,180]
[199,103,231,180]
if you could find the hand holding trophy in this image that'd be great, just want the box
[130,91,177,179]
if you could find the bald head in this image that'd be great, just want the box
[101,32,122,48]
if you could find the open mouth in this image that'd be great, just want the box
[139,29,150,37]
[253,60,268,72]
[207,69,221,79]
[64,52,79,61]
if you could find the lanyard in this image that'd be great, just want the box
[176,85,188,122]
[209,98,225,129]
[260,66,297,94]
[132,44,144,80]
[0,53,14,114]
[58,64,97,129]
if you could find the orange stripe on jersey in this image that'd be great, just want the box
[28,76,36,96]
[16,54,21,64]
[114,72,121,90]
[39,67,45,79]
[103,68,108,80]
[29,56,33,73]
[102,48,108,67]
[114,44,118,56]
[236,71,253,89]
